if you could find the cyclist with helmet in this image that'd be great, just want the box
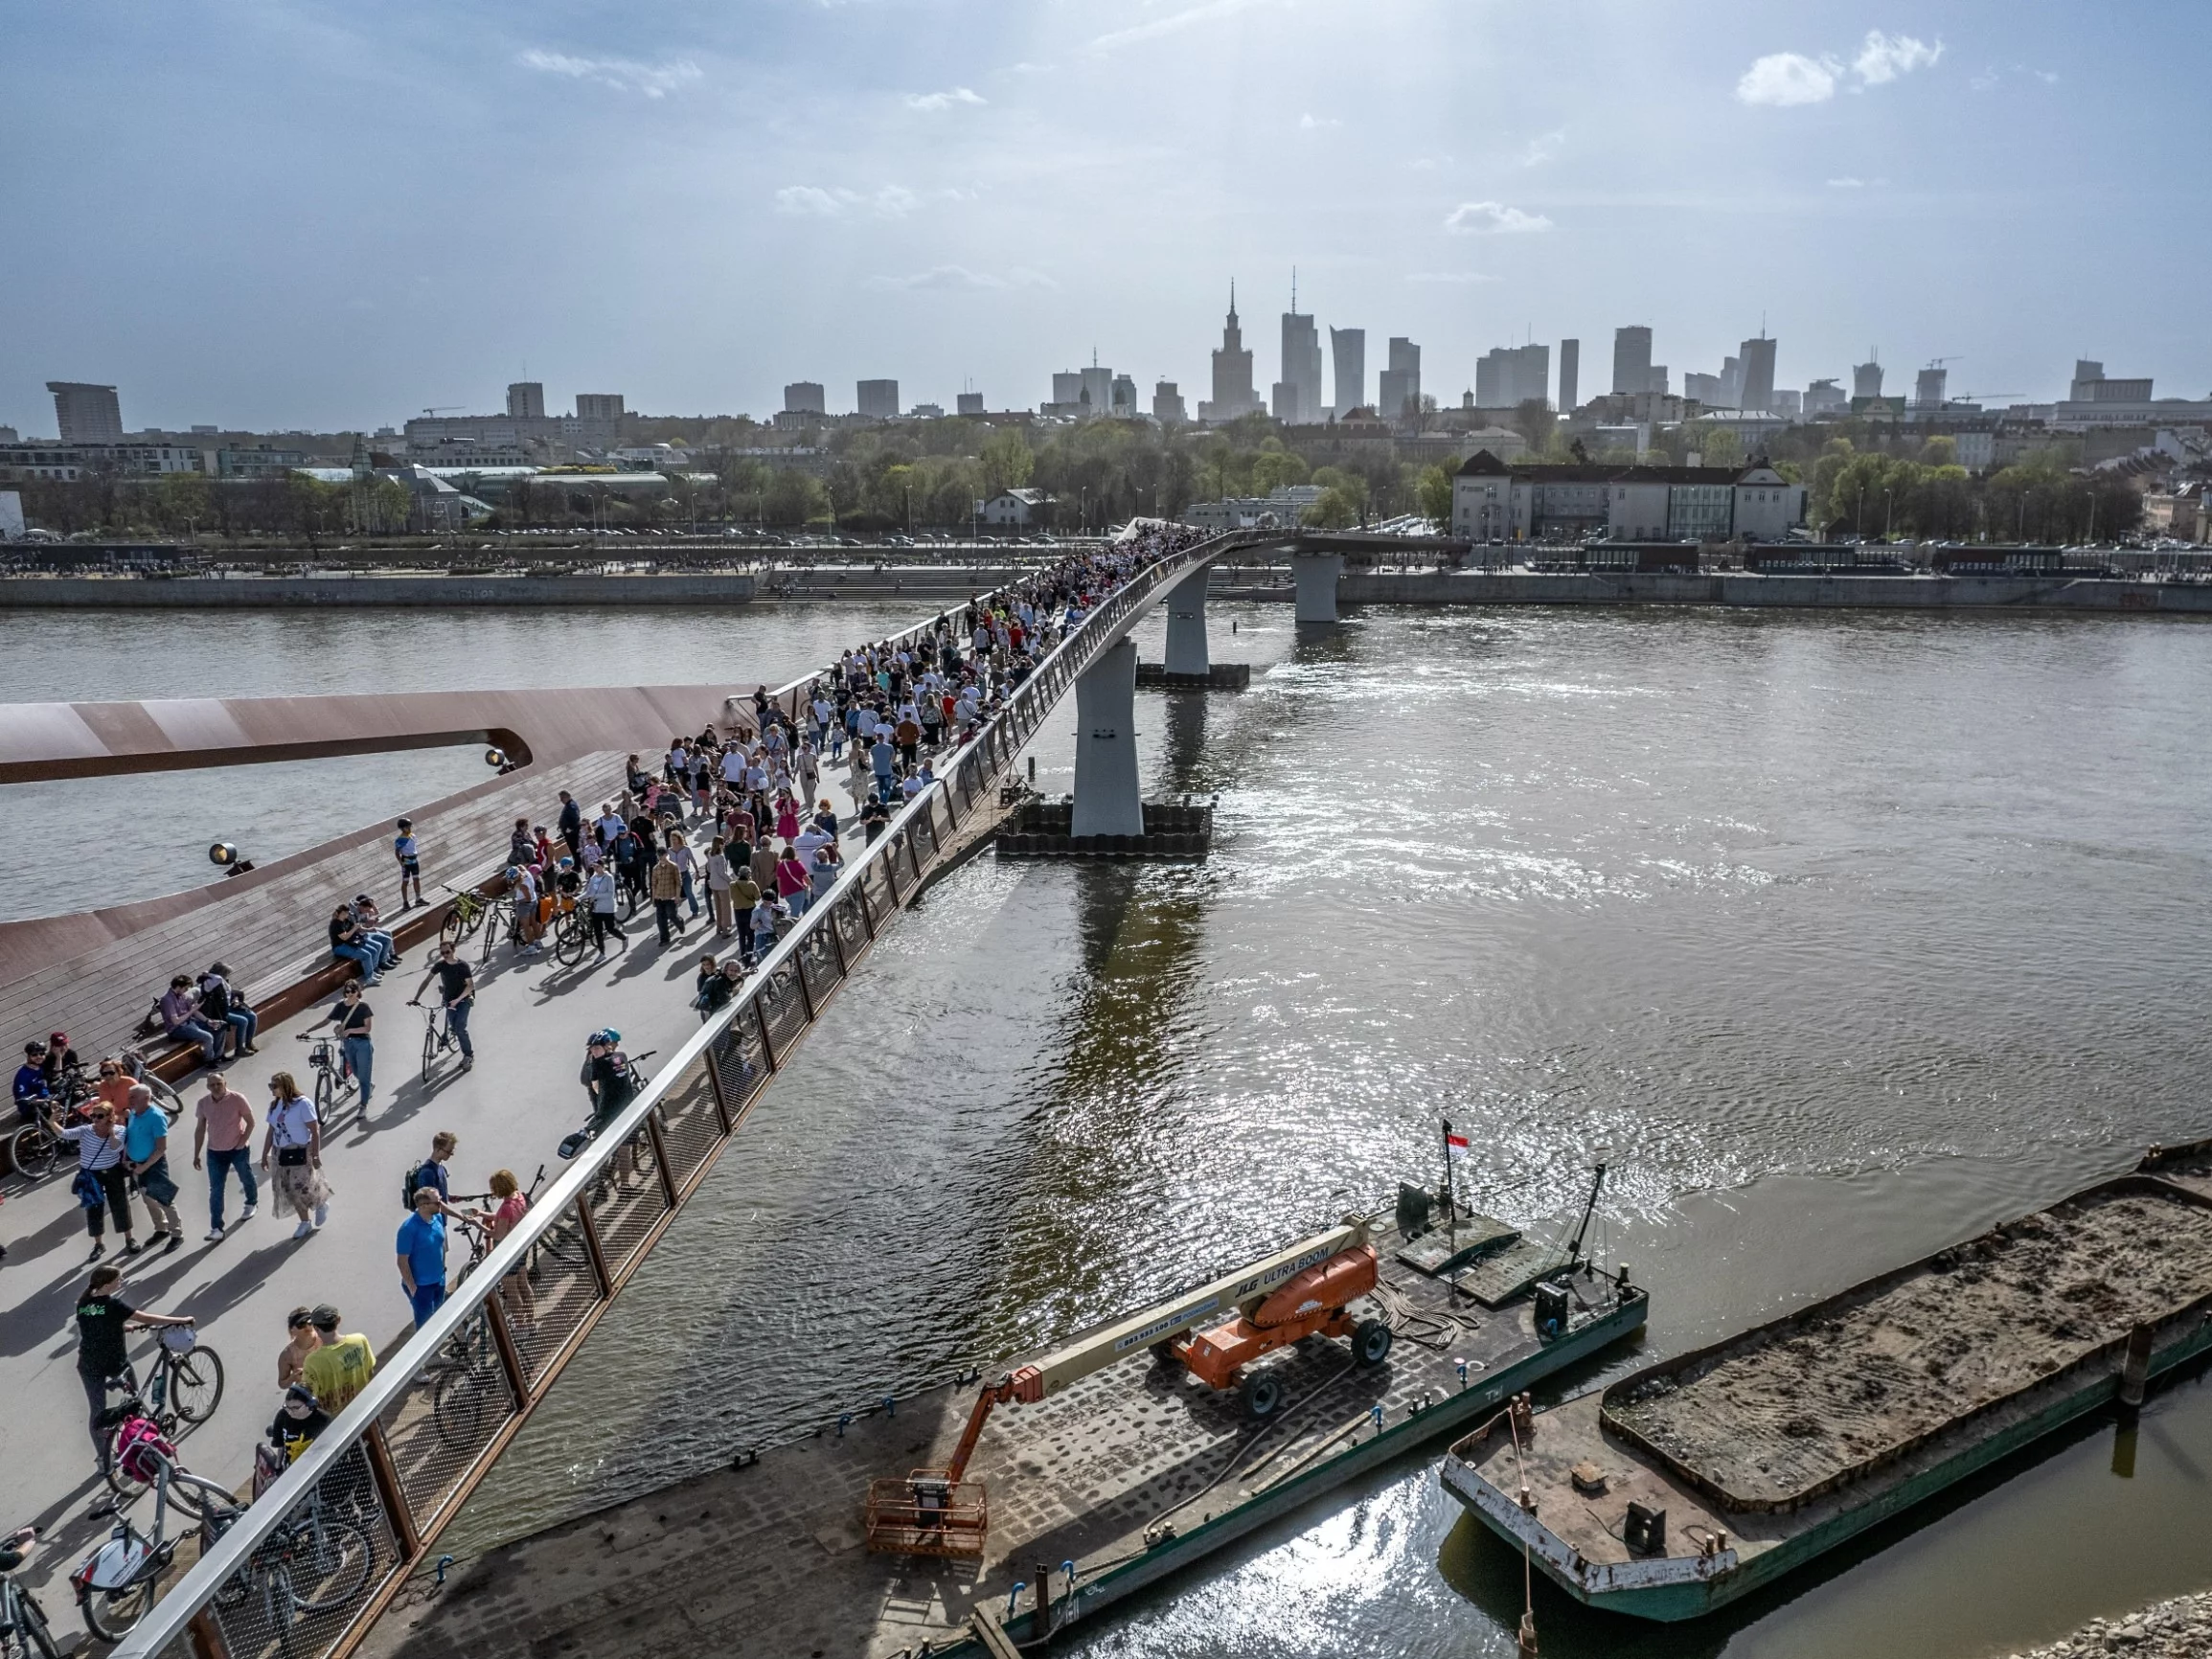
[582,1032,635,1137]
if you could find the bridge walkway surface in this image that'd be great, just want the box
[2,527,1265,1659]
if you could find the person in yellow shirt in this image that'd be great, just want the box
[300,1303,376,1413]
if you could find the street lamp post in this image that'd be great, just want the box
[1883,489,1895,541]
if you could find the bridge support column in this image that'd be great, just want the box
[1293,553,1344,624]
[1070,640,1144,840]
[1162,567,1210,677]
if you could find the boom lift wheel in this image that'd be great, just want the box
[1241,1371,1284,1420]
[1353,1318,1395,1368]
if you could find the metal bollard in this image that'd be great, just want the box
[1370,1404,1385,1437]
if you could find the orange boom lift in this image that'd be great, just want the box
[865,1217,1392,1556]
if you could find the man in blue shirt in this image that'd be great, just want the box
[395,1186,449,1329]
[12,1039,51,1124]
[123,1084,183,1254]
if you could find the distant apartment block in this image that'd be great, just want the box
[784,382,827,416]
[1330,327,1364,418]
[856,379,900,420]
[1610,328,1652,397]
[1378,338,1421,420]
[1476,343,1550,409]
[1,441,203,483]
[1558,339,1580,414]
[47,381,124,443]
[506,382,546,420]
[575,394,626,420]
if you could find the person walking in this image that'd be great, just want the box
[393,817,423,911]
[122,1084,184,1255]
[75,1264,194,1478]
[774,844,810,918]
[585,864,625,955]
[558,790,582,858]
[193,1072,259,1239]
[668,829,701,920]
[57,1101,136,1261]
[308,981,377,1113]
[650,846,685,945]
[727,863,763,962]
[301,1305,376,1414]
[261,1071,331,1240]
[410,942,477,1074]
[396,1186,449,1330]
[703,836,736,937]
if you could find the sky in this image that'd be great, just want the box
[3,0,2208,434]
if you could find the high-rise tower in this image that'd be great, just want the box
[1199,284,1259,422]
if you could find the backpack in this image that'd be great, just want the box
[113,1413,177,1485]
[400,1159,438,1211]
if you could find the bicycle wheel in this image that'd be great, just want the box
[314,1068,336,1119]
[288,1517,374,1614]
[148,1074,184,1124]
[9,1120,59,1181]
[551,916,586,967]
[422,1021,439,1083]
[430,1355,493,1448]
[479,905,505,966]
[168,1346,225,1424]
[81,1570,161,1643]
[13,1586,61,1658]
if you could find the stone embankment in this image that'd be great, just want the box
[2000,1590,2212,1657]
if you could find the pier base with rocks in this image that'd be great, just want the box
[1999,1589,2212,1656]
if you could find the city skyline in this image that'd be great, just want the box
[4,1,2209,433]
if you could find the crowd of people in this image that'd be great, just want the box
[19,525,1208,1542]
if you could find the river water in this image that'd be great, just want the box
[10,600,2212,1658]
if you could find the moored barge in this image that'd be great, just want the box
[1439,1173,2212,1622]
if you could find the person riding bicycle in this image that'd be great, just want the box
[409,942,477,1073]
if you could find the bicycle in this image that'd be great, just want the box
[7,1100,87,1184]
[549,902,592,967]
[100,1329,225,1509]
[73,1445,238,1643]
[0,1527,60,1659]
[438,883,492,950]
[412,1000,462,1083]
[475,894,515,966]
[294,1034,355,1121]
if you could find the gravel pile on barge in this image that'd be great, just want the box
[1608,1189,2212,1510]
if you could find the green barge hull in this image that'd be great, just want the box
[1441,1173,2212,1622]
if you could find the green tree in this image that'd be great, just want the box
[763,468,829,527]
[1301,487,1360,530]
[153,470,212,537]
[1512,398,1557,454]
[978,428,1035,497]
[1249,448,1310,493]
[1415,465,1454,528]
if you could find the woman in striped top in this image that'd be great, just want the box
[59,1103,136,1261]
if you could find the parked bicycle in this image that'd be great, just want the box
[438,882,493,951]
[73,1430,238,1640]
[100,1329,226,1509]
[0,1527,60,1659]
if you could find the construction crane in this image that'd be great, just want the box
[421,405,463,416]
[864,1217,1390,1557]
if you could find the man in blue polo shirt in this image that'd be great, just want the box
[395,1186,449,1329]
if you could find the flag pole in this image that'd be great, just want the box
[1441,1116,1458,1230]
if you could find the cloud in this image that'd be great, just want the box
[774,184,932,219]
[518,49,701,99]
[1519,128,1564,166]
[1298,113,1340,130]
[1853,31,1942,84]
[1827,176,1865,189]
[1736,51,1839,105]
[1090,0,1276,53]
[1442,200,1551,236]
[1405,271,1500,284]
[905,86,985,112]
[868,265,1057,292]
[1738,30,1943,106]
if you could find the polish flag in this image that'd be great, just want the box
[1446,1130,1471,1159]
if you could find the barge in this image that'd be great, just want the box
[1439,1173,2212,1623]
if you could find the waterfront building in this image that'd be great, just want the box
[1558,339,1580,414]
[506,382,546,420]
[1198,285,1260,422]
[0,440,203,482]
[1180,484,1326,532]
[576,394,626,420]
[46,381,124,443]
[978,488,1052,527]
[784,382,827,416]
[1379,337,1421,421]
[856,379,900,420]
[1450,449,1807,543]
[1611,328,1652,397]
[1330,328,1365,420]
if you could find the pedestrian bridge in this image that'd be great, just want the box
[103,525,1458,1659]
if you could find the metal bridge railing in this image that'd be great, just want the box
[114,533,1237,1659]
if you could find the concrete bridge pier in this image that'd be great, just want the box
[1070,639,1145,838]
[1293,553,1344,624]
[1162,566,1211,676]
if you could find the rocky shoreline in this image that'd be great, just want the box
[2003,1591,2212,1656]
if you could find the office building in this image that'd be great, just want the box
[2068,360,2155,403]
[1199,284,1260,422]
[1475,343,1550,409]
[956,392,986,417]
[1051,372,1084,410]
[1853,356,1883,400]
[784,382,827,416]
[1378,338,1422,420]
[1081,364,1114,418]
[506,382,545,420]
[856,379,900,420]
[1558,339,1580,414]
[1110,374,1137,417]
[575,394,626,421]
[1739,335,1777,414]
[1153,381,1188,424]
[1684,372,1723,406]
[1330,328,1365,418]
[1913,366,1948,409]
[1805,378,1847,416]
[1647,365,1669,396]
[1276,289,1324,424]
[1611,327,1653,397]
[47,381,124,443]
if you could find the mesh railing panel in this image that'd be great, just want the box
[865,858,899,918]
[879,846,907,905]
[708,1019,771,1115]
[655,1060,722,1193]
[756,966,808,1058]
[910,810,939,861]
[584,1123,672,1279]
[376,1307,519,1530]
[832,892,871,964]
[797,923,843,1004]
[517,1197,604,1390]
[202,1443,402,1659]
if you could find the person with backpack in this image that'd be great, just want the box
[74,1263,193,1476]
[404,1132,458,1209]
